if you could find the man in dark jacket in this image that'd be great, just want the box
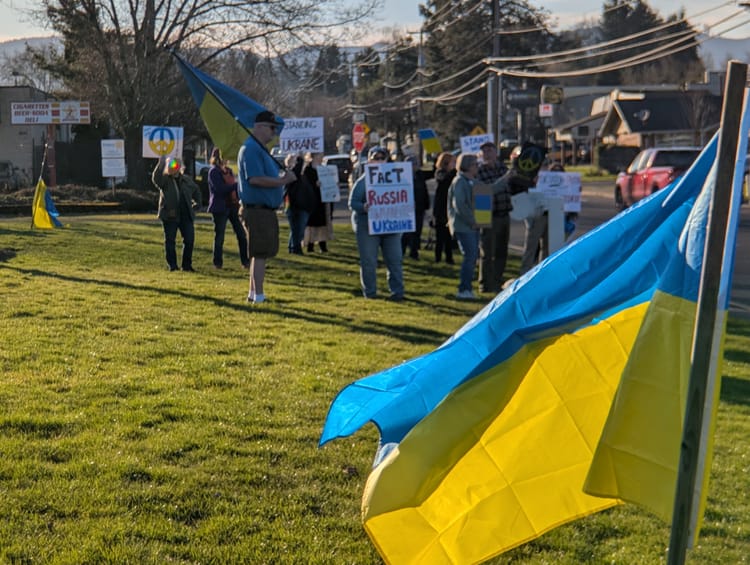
[152,155,202,271]
[477,141,509,292]
[401,155,432,259]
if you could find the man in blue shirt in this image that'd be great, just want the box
[237,110,296,304]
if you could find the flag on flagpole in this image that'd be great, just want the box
[320,99,748,561]
[31,178,62,229]
[172,53,284,160]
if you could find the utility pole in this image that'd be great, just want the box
[487,0,501,138]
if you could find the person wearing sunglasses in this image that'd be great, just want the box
[237,110,297,304]
[151,155,202,272]
[348,145,405,301]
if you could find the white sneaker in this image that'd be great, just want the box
[456,290,475,300]
[253,293,266,304]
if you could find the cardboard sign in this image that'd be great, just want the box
[460,133,494,155]
[473,182,493,228]
[365,161,415,235]
[279,117,324,154]
[318,164,340,203]
[535,171,582,213]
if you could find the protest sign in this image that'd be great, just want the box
[473,183,494,228]
[279,117,324,154]
[142,126,184,158]
[460,133,494,155]
[365,161,415,235]
[318,165,340,203]
[535,171,582,213]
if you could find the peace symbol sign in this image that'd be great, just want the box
[517,147,543,173]
[148,127,176,156]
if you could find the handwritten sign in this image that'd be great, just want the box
[318,165,340,203]
[460,133,494,155]
[365,161,414,235]
[279,117,324,154]
[534,171,582,213]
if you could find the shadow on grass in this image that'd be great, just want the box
[1,264,448,347]
[719,375,750,408]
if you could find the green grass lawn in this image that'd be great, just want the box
[0,214,748,564]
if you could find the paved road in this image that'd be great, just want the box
[333,180,750,319]
[506,181,750,320]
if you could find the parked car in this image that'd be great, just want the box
[614,147,701,209]
[322,153,353,187]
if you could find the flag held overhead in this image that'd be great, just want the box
[172,52,284,160]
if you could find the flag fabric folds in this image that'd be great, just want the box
[173,53,284,159]
[31,178,62,229]
[321,106,748,562]
[584,94,750,527]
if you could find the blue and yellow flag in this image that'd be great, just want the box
[418,128,442,155]
[31,178,62,229]
[321,99,749,562]
[173,53,284,159]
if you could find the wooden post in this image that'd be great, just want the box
[667,60,748,565]
[46,124,57,188]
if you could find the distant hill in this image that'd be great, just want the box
[0,33,748,82]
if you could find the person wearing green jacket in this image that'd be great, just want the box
[151,155,202,271]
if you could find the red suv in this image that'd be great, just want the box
[614,147,700,209]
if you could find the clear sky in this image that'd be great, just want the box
[2,0,750,42]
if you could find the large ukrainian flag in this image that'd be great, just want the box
[173,53,284,159]
[321,98,749,562]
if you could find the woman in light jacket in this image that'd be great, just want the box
[447,153,479,299]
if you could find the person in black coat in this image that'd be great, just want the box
[432,152,456,264]
[402,155,432,259]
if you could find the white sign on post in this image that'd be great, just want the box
[279,117,324,154]
[460,133,494,154]
[101,139,126,179]
[365,161,414,235]
[534,171,582,213]
[318,165,340,203]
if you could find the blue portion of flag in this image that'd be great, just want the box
[321,136,720,447]
[45,190,63,227]
[174,54,284,133]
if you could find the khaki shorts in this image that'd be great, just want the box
[240,205,279,259]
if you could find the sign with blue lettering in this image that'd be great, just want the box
[364,161,415,235]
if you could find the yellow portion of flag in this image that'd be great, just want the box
[584,290,713,526]
[363,303,650,564]
[31,178,55,229]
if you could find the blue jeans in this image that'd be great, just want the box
[285,207,310,253]
[455,230,479,293]
[212,209,249,267]
[163,217,195,270]
[355,229,404,298]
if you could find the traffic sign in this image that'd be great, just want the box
[353,123,366,152]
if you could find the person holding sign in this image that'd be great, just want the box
[237,110,297,304]
[477,140,510,293]
[447,153,480,299]
[348,146,405,301]
[151,155,202,272]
